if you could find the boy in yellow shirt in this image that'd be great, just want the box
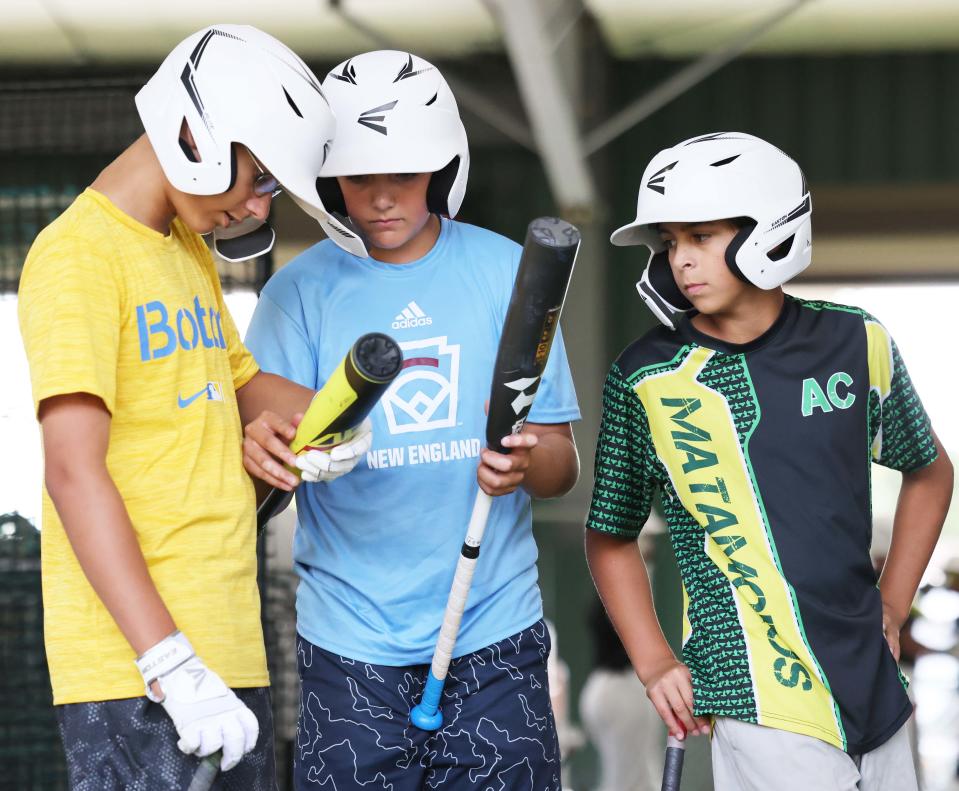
[18,25,370,790]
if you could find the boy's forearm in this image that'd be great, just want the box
[42,394,176,657]
[47,463,176,656]
[236,370,315,426]
[879,437,954,626]
[523,423,579,498]
[585,528,676,682]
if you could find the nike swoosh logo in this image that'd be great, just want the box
[177,387,208,409]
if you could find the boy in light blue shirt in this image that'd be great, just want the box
[244,50,580,790]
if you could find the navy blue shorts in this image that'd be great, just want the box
[295,620,561,790]
[55,687,276,791]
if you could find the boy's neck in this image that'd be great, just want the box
[370,214,441,265]
[90,135,177,234]
[691,288,786,345]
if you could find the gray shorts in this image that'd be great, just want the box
[711,716,918,791]
[55,687,276,791]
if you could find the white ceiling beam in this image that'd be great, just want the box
[484,0,597,216]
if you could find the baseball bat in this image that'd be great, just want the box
[256,331,403,531]
[192,332,402,791]
[409,216,580,731]
[186,754,219,791]
[661,734,686,791]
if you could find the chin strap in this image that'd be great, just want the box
[316,211,371,258]
[211,217,276,262]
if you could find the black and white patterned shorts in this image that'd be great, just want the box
[295,620,561,790]
[55,687,276,791]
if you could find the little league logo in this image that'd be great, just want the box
[382,337,460,434]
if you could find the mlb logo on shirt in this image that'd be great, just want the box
[382,336,460,434]
[206,382,223,401]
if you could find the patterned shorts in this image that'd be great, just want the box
[295,620,561,790]
[55,687,276,791]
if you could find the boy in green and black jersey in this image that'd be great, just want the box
[586,132,954,790]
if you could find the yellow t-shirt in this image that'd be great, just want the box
[18,189,268,704]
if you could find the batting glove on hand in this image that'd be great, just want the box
[135,631,258,771]
[295,417,373,483]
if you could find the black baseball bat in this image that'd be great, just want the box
[410,216,580,731]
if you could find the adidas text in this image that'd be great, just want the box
[392,316,433,329]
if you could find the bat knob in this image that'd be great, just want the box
[410,671,445,731]
[409,702,443,731]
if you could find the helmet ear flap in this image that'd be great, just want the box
[426,157,459,216]
[724,222,757,284]
[648,251,692,311]
[636,250,693,330]
[315,176,347,216]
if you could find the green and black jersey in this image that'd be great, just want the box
[587,295,937,753]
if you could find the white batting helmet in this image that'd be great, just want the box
[612,132,812,329]
[316,50,469,254]
[136,24,366,258]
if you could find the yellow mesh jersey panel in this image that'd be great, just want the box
[636,347,844,748]
[18,189,265,704]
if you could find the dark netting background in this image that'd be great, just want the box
[1,76,298,790]
[0,75,272,292]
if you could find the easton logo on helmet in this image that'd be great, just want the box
[330,59,357,85]
[394,53,433,83]
[646,161,677,195]
[358,100,398,135]
[771,195,811,230]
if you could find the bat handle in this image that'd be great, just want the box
[410,490,492,731]
[186,751,220,791]
[256,487,294,532]
[661,734,686,791]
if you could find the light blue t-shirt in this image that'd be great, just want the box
[246,218,580,665]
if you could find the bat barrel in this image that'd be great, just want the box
[486,217,580,453]
[529,216,581,252]
[256,332,403,531]
[351,331,404,383]
[293,332,403,453]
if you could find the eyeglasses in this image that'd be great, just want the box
[248,150,281,198]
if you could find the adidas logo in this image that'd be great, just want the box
[392,300,432,329]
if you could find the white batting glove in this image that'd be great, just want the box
[135,631,259,772]
[295,417,373,483]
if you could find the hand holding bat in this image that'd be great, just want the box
[643,657,710,741]
[252,332,403,531]
[476,405,539,496]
